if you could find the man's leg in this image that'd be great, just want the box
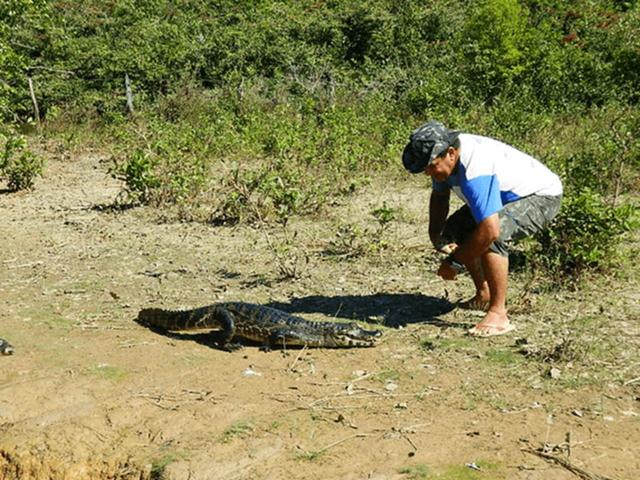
[462,257,490,309]
[483,251,508,313]
[464,195,561,334]
[442,206,492,309]
[467,251,513,335]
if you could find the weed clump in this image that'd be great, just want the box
[0,127,43,191]
[531,190,636,282]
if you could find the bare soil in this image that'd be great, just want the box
[1,145,639,480]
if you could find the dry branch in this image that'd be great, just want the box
[523,448,618,480]
[623,376,640,386]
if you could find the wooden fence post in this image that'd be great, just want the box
[28,77,40,126]
[125,73,134,114]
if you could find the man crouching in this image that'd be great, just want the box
[402,121,562,336]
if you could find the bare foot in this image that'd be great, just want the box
[468,310,515,337]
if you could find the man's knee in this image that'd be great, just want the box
[442,205,476,244]
[488,240,509,257]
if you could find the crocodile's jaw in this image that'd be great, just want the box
[326,324,382,347]
[0,340,14,355]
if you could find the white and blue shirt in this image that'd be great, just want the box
[433,134,563,223]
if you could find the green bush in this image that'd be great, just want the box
[211,159,330,225]
[2,0,639,124]
[0,127,43,190]
[110,148,160,204]
[460,0,529,102]
[0,0,46,121]
[533,189,636,279]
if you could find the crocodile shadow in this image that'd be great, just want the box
[135,319,273,352]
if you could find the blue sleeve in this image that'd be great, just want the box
[460,174,503,222]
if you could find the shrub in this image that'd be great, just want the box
[0,127,44,190]
[533,189,636,279]
[110,148,160,204]
[460,0,529,102]
[211,160,329,225]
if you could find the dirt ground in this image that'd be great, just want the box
[1,144,639,480]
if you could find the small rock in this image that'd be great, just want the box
[385,382,398,392]
[571,409,583,417]
[394,402,408,409]
[242,368,262,377]
[549,367,562,379]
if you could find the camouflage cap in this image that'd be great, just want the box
[402,120,460,174]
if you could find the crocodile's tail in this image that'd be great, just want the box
[137,307,218,331]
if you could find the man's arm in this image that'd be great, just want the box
[450,212,500,265]
[429,189,450,249]
[438,212,500,280]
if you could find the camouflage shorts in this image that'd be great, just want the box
[442,195,562,257]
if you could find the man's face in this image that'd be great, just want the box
[424,148,456,181]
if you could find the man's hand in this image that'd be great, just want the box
[437,261,458,280]
[434,243,459,280]
[437,242,458,255]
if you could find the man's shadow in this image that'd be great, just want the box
[266,293,463,329]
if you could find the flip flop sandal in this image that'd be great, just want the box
[468,323,516,337]
[457,298,490,312]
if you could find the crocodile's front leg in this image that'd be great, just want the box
[215,309,242,351]
[262,328,286,352]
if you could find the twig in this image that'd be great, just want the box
[566,431,572,458]
[402,433,418,451]
[77,324,134,330]
[6,260,44,269]
[119,341,156,348]
[136,393,180,411]
[306,373,378,390]
[623,376,640,386]
[523,448,617,480]
[305,405,376,412]
[288,345,307,371]
[308,384,436,408]
[349,372,377,383]
[134,389,216,410]
[313,433,372,455]
[27,65,75,76]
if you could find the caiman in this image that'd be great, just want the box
[137,301,382,350]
